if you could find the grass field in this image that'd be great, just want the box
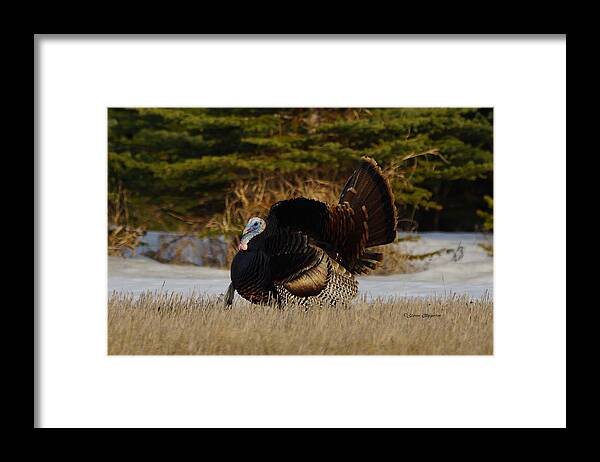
[108,291,493,355]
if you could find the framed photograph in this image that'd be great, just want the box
[35,34,566,428]
[107,107,494,356]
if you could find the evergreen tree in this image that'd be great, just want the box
[108,108,493,232]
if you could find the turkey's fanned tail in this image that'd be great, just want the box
[263,157,397,277]
[338,157,398,247]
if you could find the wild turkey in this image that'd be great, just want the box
[225,157,398,307]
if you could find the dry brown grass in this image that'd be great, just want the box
[108,225,146,256]
[108,181,146,256]
[108,292,493,355]
[205,173,341,236]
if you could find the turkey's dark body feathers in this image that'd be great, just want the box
[229,157,397,307]
[230,249,276,304]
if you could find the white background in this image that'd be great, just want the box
[36,35,566,428]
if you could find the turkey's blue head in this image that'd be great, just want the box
[239,217,266,251]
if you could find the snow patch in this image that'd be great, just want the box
[108,232,493,299]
